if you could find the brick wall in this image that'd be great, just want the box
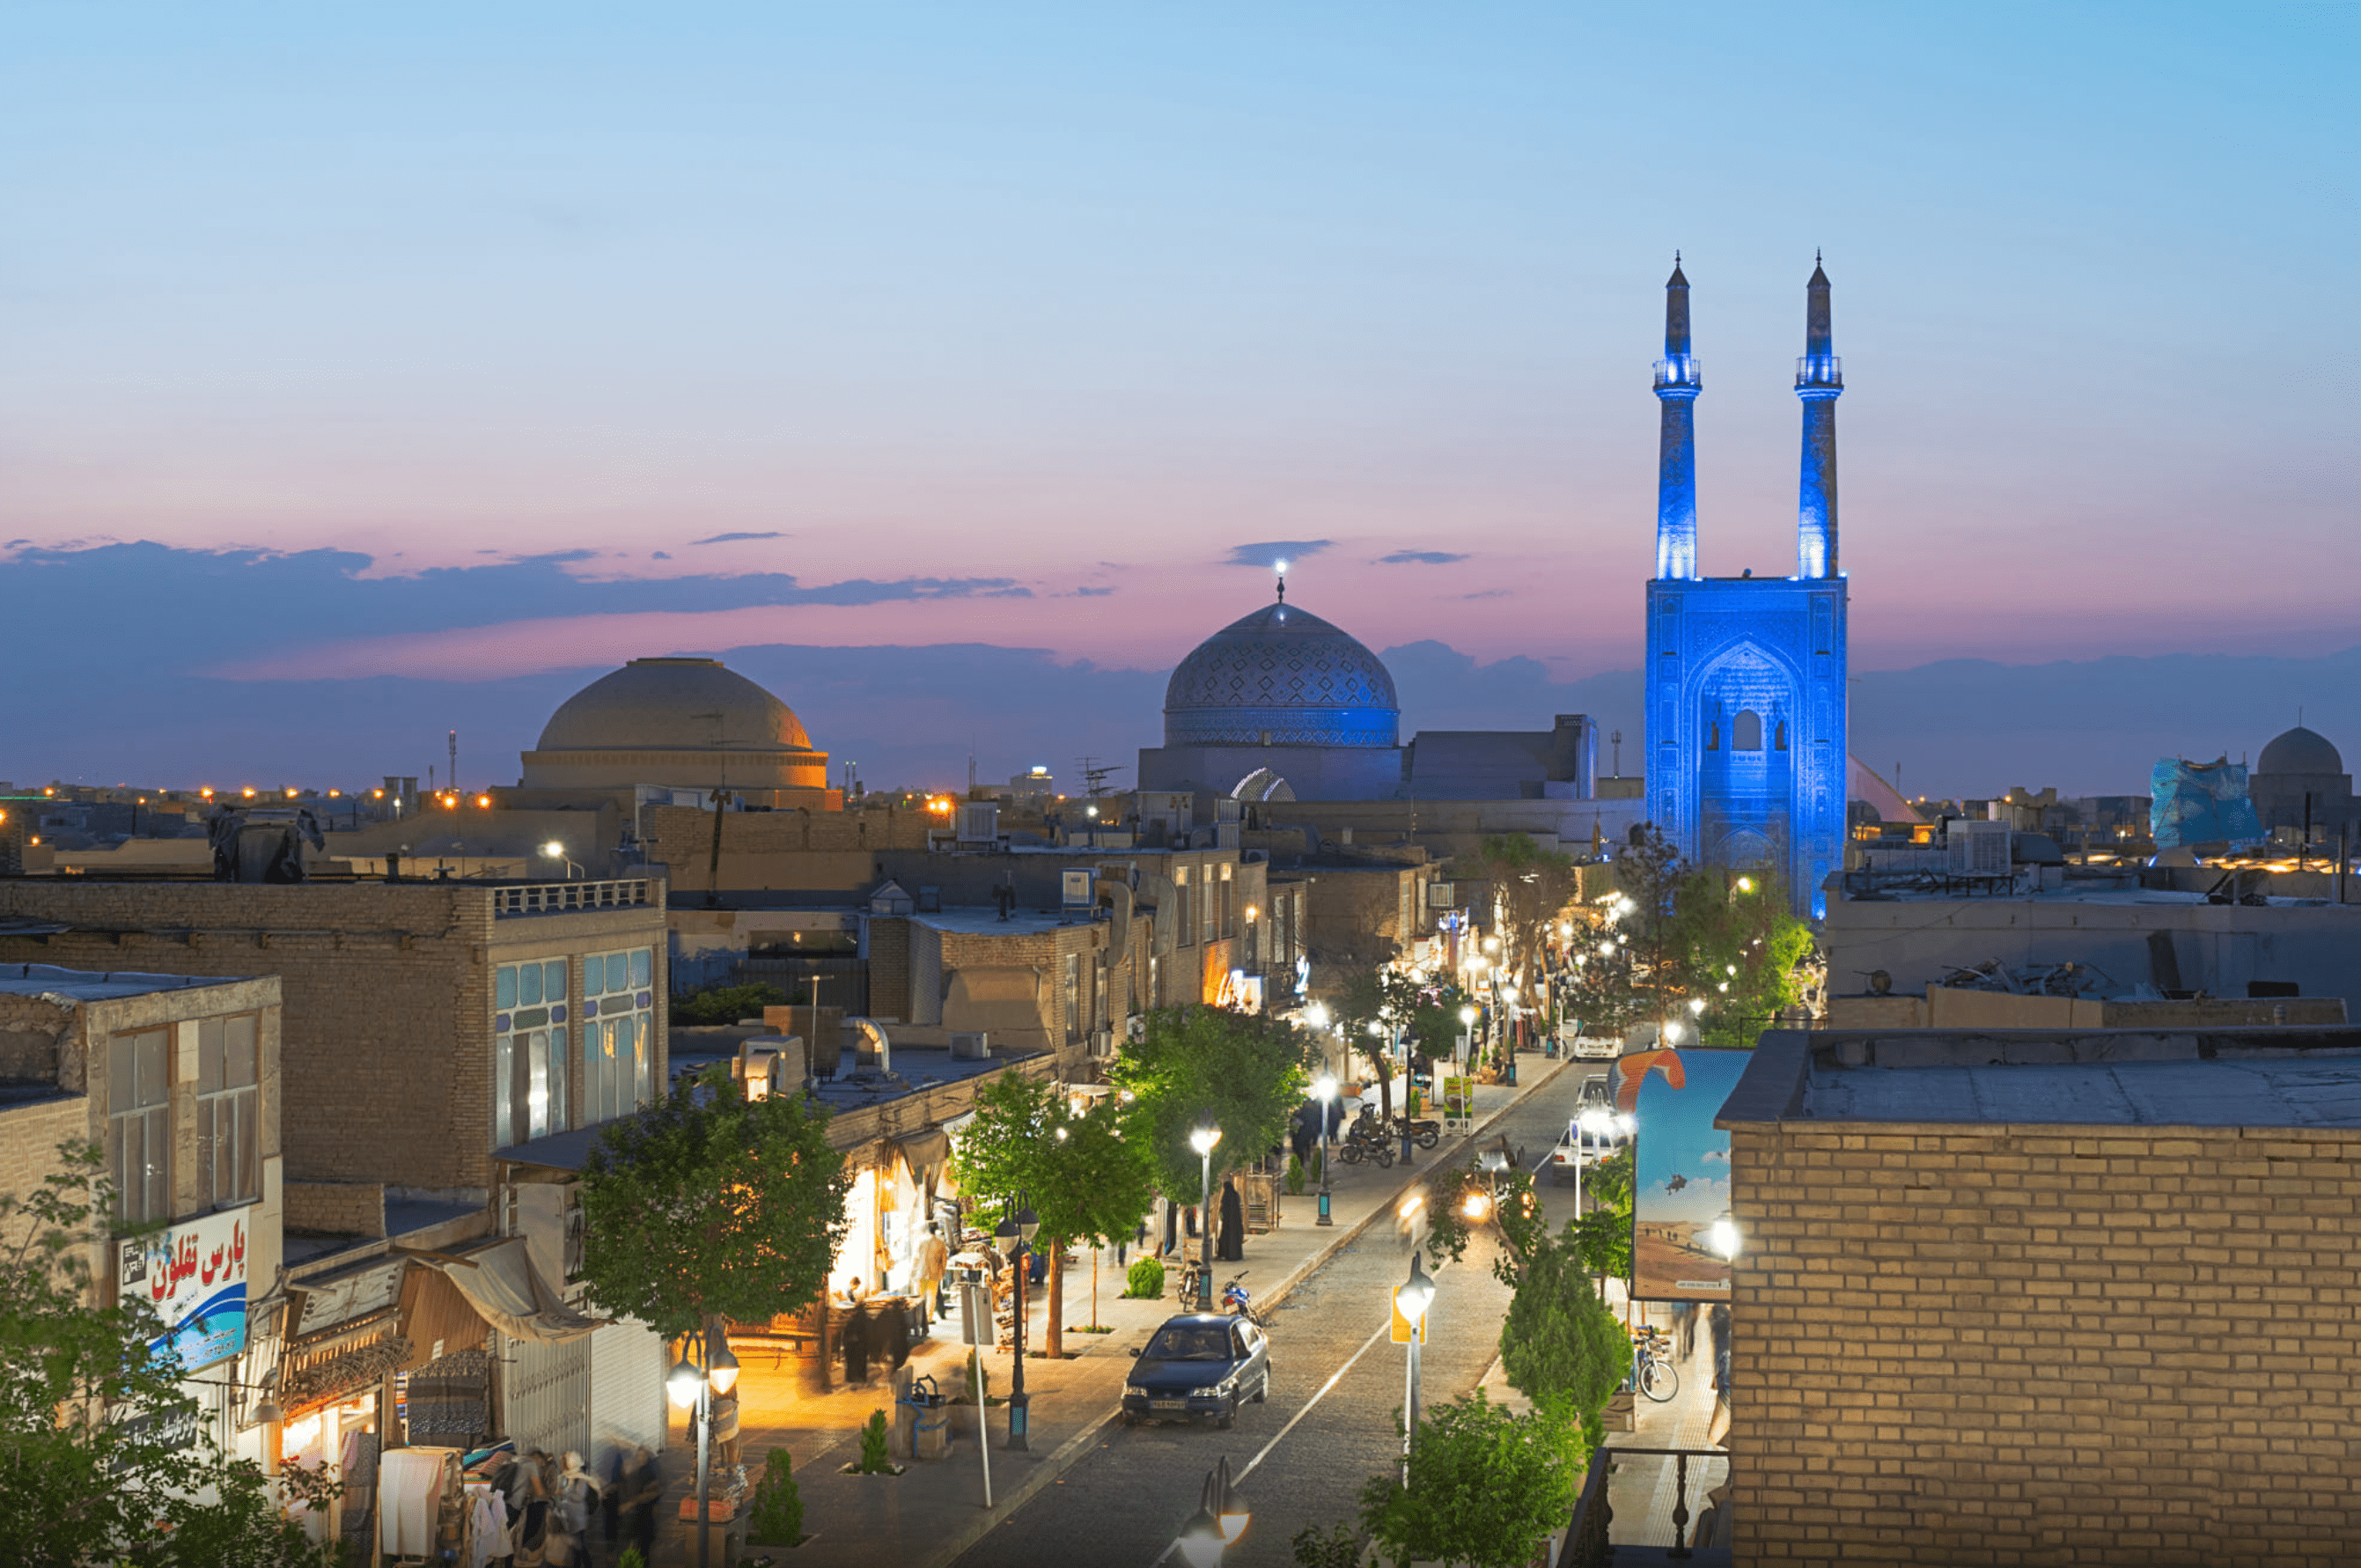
[640,804,930,893]
[0,882,668,1197]
[283,1181,386,1238]
[1730,1120,2361,1564]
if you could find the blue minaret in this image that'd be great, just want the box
[1654,255,1702,580]
[1795,255,1842,578]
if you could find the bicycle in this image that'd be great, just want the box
[1632,1328,1679,1402]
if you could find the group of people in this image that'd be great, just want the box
[480,1445,662,1567]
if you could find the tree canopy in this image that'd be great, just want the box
[0,1142,338,1568]
[578,1070,852,1338]
[947,1072,1158,1355]
[1108,1006,1314,1198]
[1357,1389,1585,1568]
[1561,824,1815,1049]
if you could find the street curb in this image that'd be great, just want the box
[911,1050,1574,1568]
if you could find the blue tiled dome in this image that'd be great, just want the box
[1164,602,1400,749]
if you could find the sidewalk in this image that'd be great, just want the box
[650,1049,1574,1568]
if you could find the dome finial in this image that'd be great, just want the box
[1274,557,1288,603]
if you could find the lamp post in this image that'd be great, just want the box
[995,1203,1041,1449]
[666,1321,740,1568]
[1394,1254,1436,1488]
[1176,1454,1250,1565]
[1188,1122,1221,1311]
[540,840,583,880]
[1312,1073,1337,1226]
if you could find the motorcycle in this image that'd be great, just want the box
[1354,1106,1442,1150]
[1220,1273,1269,1327]
[1336,1122,1396,1168]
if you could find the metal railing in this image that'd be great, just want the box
[1795,353,1842,388]
[1653,355,1703,389]
[1558,1446,1731,1565]
[490,879,656,917]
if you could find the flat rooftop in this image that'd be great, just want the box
[0,962,254,1002]
[1724,1027,2361,1131]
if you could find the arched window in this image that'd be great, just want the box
[1733,710,1763,751]
[1774,718,1789,751]
[1705,718,1720,751]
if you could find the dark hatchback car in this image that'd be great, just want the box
[1121,1313,1271,1429]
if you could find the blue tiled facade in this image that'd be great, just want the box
[1644,261,1850,917]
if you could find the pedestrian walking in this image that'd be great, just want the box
[552,1452,600,1566]
[1216,1178,1245,1262]
[618,1445,659,1563]
[915,1221,951,1330]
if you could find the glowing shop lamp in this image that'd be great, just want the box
[666,1356,704,1408]
[1188,1124,1222,1158]
[707,1343,740,1395]
[1458,1005,1477,1027]
[1710,1218,1742,1260]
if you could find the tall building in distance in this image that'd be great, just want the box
[1644,259,1850,916]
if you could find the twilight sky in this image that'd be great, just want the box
[3,4,2354,794]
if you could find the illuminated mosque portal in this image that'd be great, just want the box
[1644,258,1850,917]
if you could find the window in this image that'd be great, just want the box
[1063,953,1081,1042]
[584,947,656,1124]
[1173,869,1191,947]
[196,1015,260,1207]
[1202,865,1219,947]
[109,1029,171,1224]
[1733,710,1763,751]
[494,959,570,1147]
[1219,864,1235,940]
[1775,718,1789,751]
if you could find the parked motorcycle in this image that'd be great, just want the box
[1220,1272,1269,1327]
[1336,1122,1396,1168]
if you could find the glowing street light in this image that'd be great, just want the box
[1189,1122,1222,1311]
[1312,1073,1338,1226]
[1394,1254,1437,1487]
[540,841,583,880]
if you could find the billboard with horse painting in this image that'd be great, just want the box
[1617,1048,1750,1302]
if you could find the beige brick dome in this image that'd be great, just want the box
[522,657,829,799]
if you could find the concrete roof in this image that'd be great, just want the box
[0,962,254,1002]
[913,908,1098,936]
[1723,1027,2361,1131]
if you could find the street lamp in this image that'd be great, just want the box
[1394,1254,1436,1487]
[1189,1122,1222,1312]
[1312,1073,1337,1226]
[540,840,582,879]
[995,1203,1041,1449]
[666,1322,735,1567]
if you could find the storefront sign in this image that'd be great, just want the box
[119,1206,251,1370]
[1622,1049,1751,1303]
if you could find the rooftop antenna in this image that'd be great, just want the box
[1078,758,1124,798]
[1274,558,1288,604]
[967,740,977,796]
[447,731,458,795]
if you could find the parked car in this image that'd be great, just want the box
[1562,1021,1621,1060]
[1547,1084,1630,1185]
[1121,1313,1271,1430]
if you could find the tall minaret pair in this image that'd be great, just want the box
[1650,257,1843,581]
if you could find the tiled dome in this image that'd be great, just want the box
[2256,725,2344,777]
[1163,602,1400,749]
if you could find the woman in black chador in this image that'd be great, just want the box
[1215,1178,1246,1262]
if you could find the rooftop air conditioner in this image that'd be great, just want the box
[949,1031,991,1061]
[1087,1029,1115,1059]
[1948,820,2012,877]
[957,803,1001,845]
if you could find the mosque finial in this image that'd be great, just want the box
[1275,558,1288,603]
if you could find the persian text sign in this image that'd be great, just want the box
[1622,1049,1751,1302]
[119,1206,251,1370]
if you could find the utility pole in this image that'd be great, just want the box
[448,731,459,796]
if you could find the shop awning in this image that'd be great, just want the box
[895,1127,951,1183]
[418,1239,600,1345]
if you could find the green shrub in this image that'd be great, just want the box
[1285,1153,1305,1194]
[1122,1257,1166,1299]
[618,1550,648,1568]
[857,1410,893,1474]
[1309,1149,1323,1184]
[670,981,791,1027]
[745,1447,805,1546]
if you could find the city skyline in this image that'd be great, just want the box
[4,4,2354,791]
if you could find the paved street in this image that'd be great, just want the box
[950,1062,1600,1568]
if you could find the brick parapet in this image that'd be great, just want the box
[1728,1116,2361,1564]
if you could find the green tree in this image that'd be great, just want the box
[1451,833,1581,1047]
[577,1068,852,1340]
[1499,1229,1633,1455]
[1356,1389,1585,1568]
[947,1073,1156,1358]
[1666,868,1817,1046]
[1109,1006,1314,1214]
[1569,1145,1636,1284]
[0,1142,341,1568]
